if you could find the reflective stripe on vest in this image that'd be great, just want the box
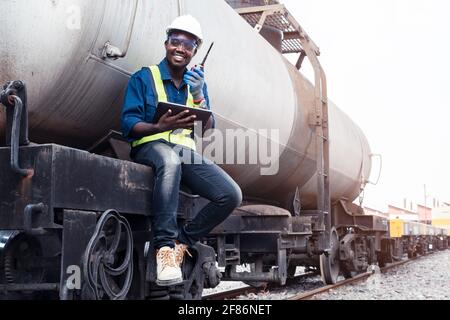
[131,65,197,150]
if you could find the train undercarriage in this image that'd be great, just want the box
[207,199,390,286]
[0,142,223,300]
[0,141,448,299]
[1,82,449,300]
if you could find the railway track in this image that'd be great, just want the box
[202,271,318,300]
[290,257,417,300]
[202,257,418,301]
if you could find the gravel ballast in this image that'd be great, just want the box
[203,250,450,300]
[314,250,450,300]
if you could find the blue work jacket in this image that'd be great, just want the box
[121,58,212,142]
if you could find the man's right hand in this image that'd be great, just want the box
[156,109,196,132]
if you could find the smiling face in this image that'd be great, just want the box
[165,31,198,70]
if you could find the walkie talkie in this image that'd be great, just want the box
[193,42,214,71]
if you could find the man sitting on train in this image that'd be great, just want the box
[121,15,242,286]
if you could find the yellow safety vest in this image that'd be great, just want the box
[131,65,197,150]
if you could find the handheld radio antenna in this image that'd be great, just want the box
[200,42,214,67]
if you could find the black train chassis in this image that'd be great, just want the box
[0,144,220,299]
[0,144,448,299]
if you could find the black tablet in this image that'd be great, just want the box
[154,101,212,129]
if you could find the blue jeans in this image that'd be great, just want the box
[132,140,242,249]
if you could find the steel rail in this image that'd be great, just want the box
[203,285,256,300]
[290,257,420,300]
[203,255,424,301]
[202,271,318,300]
[288,272,372,300]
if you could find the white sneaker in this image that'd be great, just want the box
[156,246,183,286]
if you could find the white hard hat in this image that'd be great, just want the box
[167,15,203,47]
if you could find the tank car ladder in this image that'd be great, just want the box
[235,3,331,252]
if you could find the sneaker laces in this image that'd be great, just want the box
[157,248,177,268]
[175,243,192,266]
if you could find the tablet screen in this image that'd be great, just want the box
[154,102,212,129]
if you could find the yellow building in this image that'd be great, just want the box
[432,203,450,235]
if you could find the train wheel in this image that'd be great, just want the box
[3,233,44,285]
[83,209,133,300]
[320,227,340,284]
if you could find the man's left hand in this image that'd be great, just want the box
[184,67,205,101]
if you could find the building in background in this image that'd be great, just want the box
[364,198,448,224]
[364,207,389,219]
[417,204,432,224]
[432,203,450,234]
[388,204,419,221]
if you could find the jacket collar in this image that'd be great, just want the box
[158,58,188,82]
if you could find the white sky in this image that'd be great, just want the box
[282,0,450,210]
